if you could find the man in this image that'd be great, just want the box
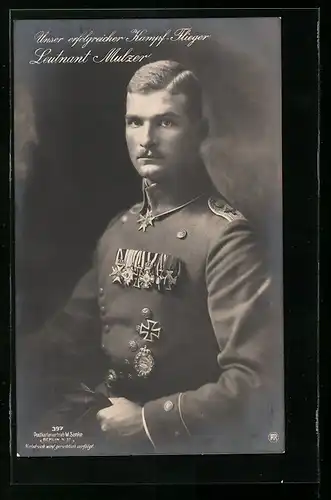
[18,60,279,455]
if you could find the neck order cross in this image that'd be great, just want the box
[137,194,203,232]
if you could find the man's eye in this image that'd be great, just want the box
[160,119,174,128]
[127,119,142,128]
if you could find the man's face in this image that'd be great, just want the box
[125,89,204,183]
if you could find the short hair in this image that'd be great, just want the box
[127,60,203,119]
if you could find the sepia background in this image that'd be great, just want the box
[14,18,283,374]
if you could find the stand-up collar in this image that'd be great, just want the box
[140,171,213,217]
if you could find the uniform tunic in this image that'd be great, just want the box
[18,180,282,455]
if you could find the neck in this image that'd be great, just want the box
[142,165,212,215]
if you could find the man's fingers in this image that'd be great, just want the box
[109,397,121,404]
[96,403,118,422]
[96,408,109,420]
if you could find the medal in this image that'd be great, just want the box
[110,249,181,291]
[138,269,155,289]
[109,250,125,284]
[109,264,124,284]
[164,269,178,290]
[137,209,154,232]
[134,346,155,377]
[136,319,162,342]
[121,266,135,286]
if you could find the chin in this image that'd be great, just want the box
[137,163,164,179]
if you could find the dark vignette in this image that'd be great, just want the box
[2,7,319,492]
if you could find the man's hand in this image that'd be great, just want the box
[96,397,145,439]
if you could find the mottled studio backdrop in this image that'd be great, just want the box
[13,18,282,337]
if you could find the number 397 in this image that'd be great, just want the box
[52,426,64,431]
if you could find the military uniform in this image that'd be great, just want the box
[18,179,281,455]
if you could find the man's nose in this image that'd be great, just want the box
[140,123,156,148]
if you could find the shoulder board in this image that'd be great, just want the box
[207,196,246,222]
[130,202,143,215]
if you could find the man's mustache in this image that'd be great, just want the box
[137,151,163,159]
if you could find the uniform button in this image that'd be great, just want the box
[100,306,106,316]
[128,340,138,352]
[121,215,128,223]
[175,431,180,437]
[176,230,187,240]
[164,400,174,412]
[99,287,104,296]
[141,307,152,318]
[104,324,110,333]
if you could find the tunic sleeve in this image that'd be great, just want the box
[143,219,278,451]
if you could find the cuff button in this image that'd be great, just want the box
[164,400,174,412]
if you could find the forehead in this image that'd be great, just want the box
[126,90,188,117]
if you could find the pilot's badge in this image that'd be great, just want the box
[134,346,155,377]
